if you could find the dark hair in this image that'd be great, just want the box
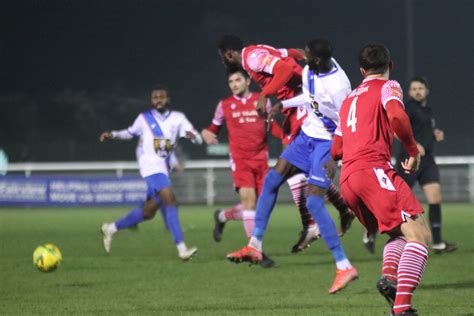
[306,38,333,61]
[227,66,249,79]
[218,34,244,52]
[409,76,429,89]
[151,84,169,95]
[358,44,392,74]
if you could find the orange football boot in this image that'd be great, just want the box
[227,245,262,264]
[328,267,359,294]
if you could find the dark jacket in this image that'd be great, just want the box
[396,99,436,161]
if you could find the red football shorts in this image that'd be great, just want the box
[340,166,424,234]
[231,158,269,195]
[281,107,306,145]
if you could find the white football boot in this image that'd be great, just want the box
[101,223,115,253]
[178,246,198,261]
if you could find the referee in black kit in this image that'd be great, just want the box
[396,76,457,254]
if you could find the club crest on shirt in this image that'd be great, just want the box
[230,103,236,110]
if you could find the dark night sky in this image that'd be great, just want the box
[0,0,473,161]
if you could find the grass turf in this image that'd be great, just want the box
[1,203,473,315]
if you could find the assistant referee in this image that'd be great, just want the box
[396,76,457,254]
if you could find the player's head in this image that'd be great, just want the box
[150,85,170,112]
[408,76,429,103]
[218,35,244,68]
[358,44,393,77]
[227,67,250,97]
[305,38,333,73]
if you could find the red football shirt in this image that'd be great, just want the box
[212,92,270,160]
[337,78,404,181]
[241,45,303,102]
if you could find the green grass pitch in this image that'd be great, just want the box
[1,203,473,315]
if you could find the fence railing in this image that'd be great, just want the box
[5,156,474,204]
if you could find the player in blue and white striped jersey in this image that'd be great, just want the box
[100,85,202,261]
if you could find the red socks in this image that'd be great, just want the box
[393,242,429,314]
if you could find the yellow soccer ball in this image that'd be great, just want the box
[44,243,63,261]
[33,244,62,272]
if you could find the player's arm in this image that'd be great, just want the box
[327,126,343,179]
[330,120,344,161]
[263,98,284,138]
[386,101,420,173]
[280,94,307,109]
[256,60,298,117]
[330,134,343,161]
[99,116,142,142]
[168,152,184,173]
[179,115,203,145]
[279,48,306,61]
[427,110,444,142]
[201,101,224,145]
[382,80,420,173]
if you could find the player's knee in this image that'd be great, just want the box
[142,200,159,220]
[262,169,284,193]
[307,184,326,197]
[142,208,157,220]
[402,216,432,245]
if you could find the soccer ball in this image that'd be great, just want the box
[33,244,62,272]
[44,243,63,261]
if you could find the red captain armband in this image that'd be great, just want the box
[385,100,419,157]
[207,123,221,135]
[286,48,305,61]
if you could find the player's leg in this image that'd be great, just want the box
[239,187,257,239]
[305,139,357,293]
[389,215,431,315]
[213,203,243,242]
[213,159,250,242]
[307,183,358,294]
[227,158,300,264]
[100,184,160,253]
[420,157,457,253]
[326,183,354,234]
[287,173,321,253]
[158,185,198,261]
[282,114,320,252]
[357,168,429,315]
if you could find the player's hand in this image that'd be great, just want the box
[256,95,268,119]
[266,102,282,128]
[99,131,112,142]
[201,129,218,145]
[434,128,444,142]
[297,48,307,61]
[416,143,425,156]
[324,159,337,179]
[401,154,421,174]
[171,163,185,173]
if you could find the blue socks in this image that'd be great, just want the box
[253,169,285,240]
[115,208,144,230]
[163,205,183,244]
[114,204,181,244]
[306,195,348,262]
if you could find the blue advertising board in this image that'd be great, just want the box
[0,176,147,206]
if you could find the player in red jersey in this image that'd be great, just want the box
[202,67,282,268]
[331,45,431,316]
[218,35,353,253]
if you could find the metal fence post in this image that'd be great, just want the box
[469,163,474,203]
[205,166,215,206]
